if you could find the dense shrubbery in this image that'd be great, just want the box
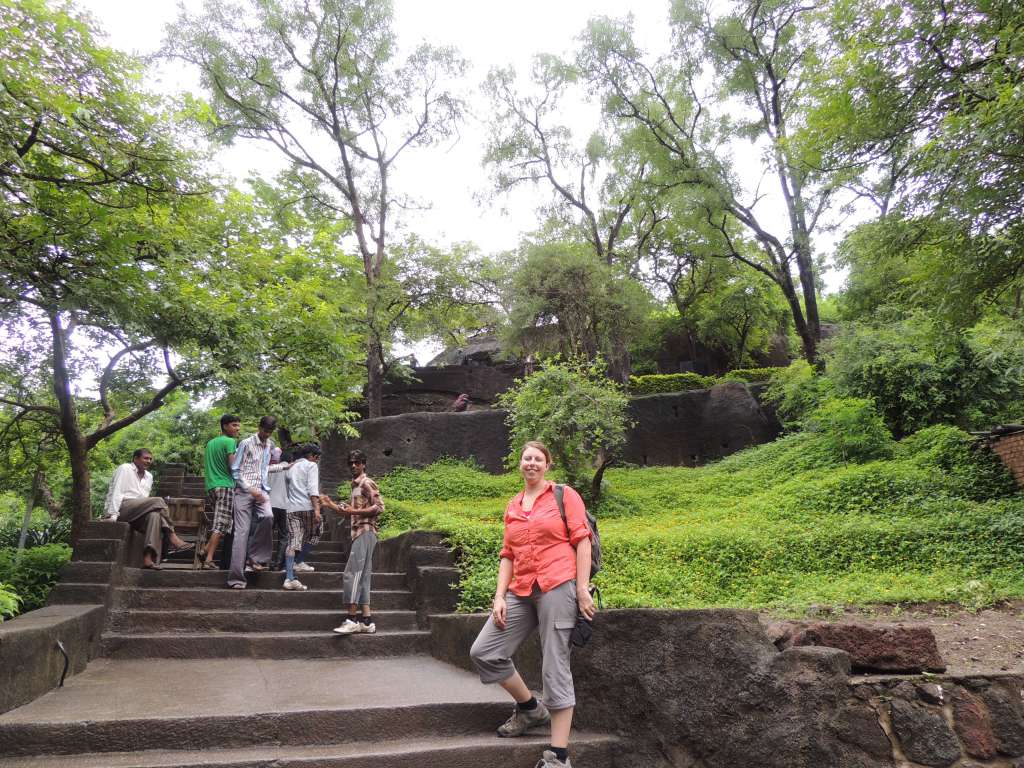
[0,582,19,621]
[0,544,72,616]
[0,517,71,549]
[380,424,1021,613]
[629,367,778,395]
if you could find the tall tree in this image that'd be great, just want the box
[168,0,465,417]
[0,0,213,540]
[809,0,1024,323]
[578,1,834,364]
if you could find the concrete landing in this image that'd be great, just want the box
[0,656,506,724]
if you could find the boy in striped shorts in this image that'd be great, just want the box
[201,414,240,569]
[283,444,323,591]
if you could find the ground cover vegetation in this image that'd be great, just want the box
[379,425,1021,613]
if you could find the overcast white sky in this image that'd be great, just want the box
[76,0,673,254]
[75,0,844,364]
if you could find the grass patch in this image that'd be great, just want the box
[377,426,1024,612]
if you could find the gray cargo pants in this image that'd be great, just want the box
[469,579,579,710]
[342,531,377,606]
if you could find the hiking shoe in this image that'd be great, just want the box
[497,699,550,737]
[294,562,314,573]
[283,578,307,591]
[333,619,362,635]
[534,750,571,767]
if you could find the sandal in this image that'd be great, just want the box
[167,542,195,555]
[142,562,162,570]
[201,561,219,570]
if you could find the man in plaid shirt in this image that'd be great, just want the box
[325,449,384,635]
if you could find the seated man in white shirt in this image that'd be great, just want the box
[103,448,193,569]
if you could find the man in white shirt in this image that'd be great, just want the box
[103,449,192,569]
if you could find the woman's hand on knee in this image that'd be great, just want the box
[491,595,507,629]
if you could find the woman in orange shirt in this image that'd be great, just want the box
[470,440,597,768]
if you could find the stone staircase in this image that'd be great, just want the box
[0,530,621,767]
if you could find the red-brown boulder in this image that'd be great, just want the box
[775,622,946,673]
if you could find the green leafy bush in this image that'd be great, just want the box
[0,582,19,621]
[801,397,895,464]
[629,372,716,394]
[0,544,72,615]
[764,360,834,428]
[897,424,1017,500]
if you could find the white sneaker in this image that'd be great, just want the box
[294,562,315,572]
[333,619,363,635]
[283,578,307,591]
[362,621,376,634]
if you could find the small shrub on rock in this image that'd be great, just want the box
[629,372,715,395]
[0,544,71,615]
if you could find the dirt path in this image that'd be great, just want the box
[764,602,1024,676]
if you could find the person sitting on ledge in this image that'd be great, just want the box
[102,448,193,569]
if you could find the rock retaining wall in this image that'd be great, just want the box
[854,675,1024,767]
[322,383,781,485]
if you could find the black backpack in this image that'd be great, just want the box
[553,484,602,579]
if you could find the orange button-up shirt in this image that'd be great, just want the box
[500,481,591,597]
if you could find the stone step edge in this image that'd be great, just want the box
[0,699,514,756]
[101,629,430,640]
[108,609,416,617]
[0,732,619,768]
[111,593,411,598]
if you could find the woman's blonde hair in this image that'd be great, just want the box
[520,440,552,465]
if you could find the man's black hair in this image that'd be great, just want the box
[347,449,367,465]
[303,443,323,458]
[258,415,277,431]
[132,448,152,459]
[220,413,241,429]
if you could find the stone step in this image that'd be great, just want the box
[302,559,348,572]
[301,550,346,562]
[410,545,454,567]
[113,587,416,611]
[58,561,115,582]
[100,629,430,659]
[0,733,619,767]
[0,657,518,756]
[107,609,419,634]
[46,583,108,605]
[71,538,120,562]
[122,569,407,591]
[311,541,348,552]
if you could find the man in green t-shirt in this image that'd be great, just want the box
[201,414,241,569]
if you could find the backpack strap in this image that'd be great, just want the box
[554,484,567,534]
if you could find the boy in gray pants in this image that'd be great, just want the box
[325,450,383,635]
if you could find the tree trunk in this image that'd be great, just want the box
[366,333,384,419]
[48,312,92,544]
[67,436,92,544]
